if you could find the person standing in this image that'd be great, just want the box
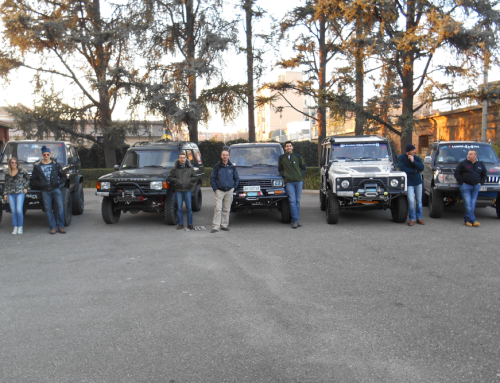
[454,149,487,227]
[3,157,29,234]
[167,152,197,230]
[398,143,425,226]
[31,146,68,234]
[278,141,306,229]
[210,150,239,233]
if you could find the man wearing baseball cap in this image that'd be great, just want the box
[398,143,425,226]
[31,145,68,234]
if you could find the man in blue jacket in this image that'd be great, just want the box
[210,150,239,233]
[398,143,425,226]
[454,149,487,227]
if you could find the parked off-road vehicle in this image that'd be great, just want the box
[422,141,500,218]
[0,140,84,225]
[95,141,205,224]
[319,136,408,224]
[228,142,291,223]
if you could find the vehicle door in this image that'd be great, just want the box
[320,144,329,189]
[422,144,435,192]
[191,147,205,184]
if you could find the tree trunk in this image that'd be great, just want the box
[400,0,415,152]
[245,0,256,143]
[186,0,198,143]
[317,15,327,165]
[354,18,365,136]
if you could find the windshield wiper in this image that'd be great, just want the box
[252,164,276,167]
[357,157,378,161]
[142,165,165,168]
[235,164,252,167]
[332,156,353,161]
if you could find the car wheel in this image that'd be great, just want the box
[72,183,85,215]
[54,188,72,226]
[281,199,292,223]
[102,196,121,224]
[0,206,3,224]
[164,192,178,225]
[319,189,327,211]
[429,187,444,218]
[191,184,202,212]
[496,193,500,219]
[326,189,340,224]
[391,195,408,223]
[422,190,429,207]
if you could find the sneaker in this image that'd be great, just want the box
[465,222,473,227]
[211,229,218,233]
[221,227,230,231]
[292,221,298,229]
[12,227,18,235]
[17,227,23,234]
[58,227,66,234]
[50,228,57,234]
[187,225,195,230]
[177,224,184,230]
[472,221,480,227]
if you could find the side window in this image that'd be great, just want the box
[193,149,202,165]
[186,149,194,163]
[326,146,331,161]
[71,147,78,162]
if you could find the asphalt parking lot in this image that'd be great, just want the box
[1,189,500,383]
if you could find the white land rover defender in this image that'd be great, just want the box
[319,136,409,224]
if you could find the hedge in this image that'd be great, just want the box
[82,167,321,189]
[77,143,130,169]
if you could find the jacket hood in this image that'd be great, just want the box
[173,159,193,168]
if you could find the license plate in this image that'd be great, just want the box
[247,192,259,197]
[337,191,353,197]
[96,192,110,196]
[26,194,38,199]
[480,186,487,191]
[244,186,260,192]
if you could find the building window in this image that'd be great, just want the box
[419,135,432,152]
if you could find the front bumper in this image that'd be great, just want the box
[231,188,287,209]
[434,183,500,197]
[1,190,45,212]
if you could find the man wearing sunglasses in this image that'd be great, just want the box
[31,146,68,234]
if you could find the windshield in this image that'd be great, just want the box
[1,142,66,164]
[437,144,499,164]
[230,146,280,166]
[331,142,390,161]
[121,149,178,169]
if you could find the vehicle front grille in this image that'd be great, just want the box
[236,179,273,192]
[352,177,389,189]
[112,182,152,193]
[486,176,500,184]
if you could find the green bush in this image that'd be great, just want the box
[280,141,319,166]
[493,143,500,158]
[82,169,115,188]
[77,143,130,169]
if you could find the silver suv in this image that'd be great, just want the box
[319,136,408,224]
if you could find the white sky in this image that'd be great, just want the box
[1,0,499,134]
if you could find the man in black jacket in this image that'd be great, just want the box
[167,152,197,230]
[455,149,487,227]
[210,150,239,233]
[31,146,68,234]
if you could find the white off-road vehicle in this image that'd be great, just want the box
[319,136,409,224]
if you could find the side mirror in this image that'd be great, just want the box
[424,156,432,164]
[114,165,120,171]
[320,156,326,166]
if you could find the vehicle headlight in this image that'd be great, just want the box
[390,179,399,187]
[341,180,350,188]
[437,173,457,184]
[150,181,163,190]
[273,179,283,187]
[100,182,111,190]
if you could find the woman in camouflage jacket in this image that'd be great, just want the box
[3,157,30,234]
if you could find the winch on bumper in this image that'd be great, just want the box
[232,187,287,208]
[334,176,406,204]
[95,181,168,210]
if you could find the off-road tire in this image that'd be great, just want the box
[192,184,202,212]
[281,199,292,223]
[496,193,500,219]
[391,196,408,223]
[326,189,340,224]
[0,206,3,224]
[54,188,72,226]
[319,189,327,211]
[429,187,444,218]
[422,190,429,207]
[164,192,178,225]
[72,182,85,215]
[102,196,121,224]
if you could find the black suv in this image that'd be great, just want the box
[422,141,500,218]
[228,143,291,223]
[95,141,205,224]
[0,140,84,225]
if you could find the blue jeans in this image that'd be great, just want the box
[175,190,192,225]
[41,188,65,229]
[285,181,303,222]
[8,193,25,227]
[460,183,481,223]
[407,184,423,221]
